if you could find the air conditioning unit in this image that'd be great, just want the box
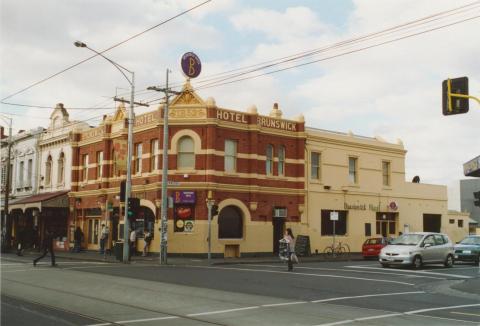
[273,207,287,218]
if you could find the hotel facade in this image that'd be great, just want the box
[62,82,469,256]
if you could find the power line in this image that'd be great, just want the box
[0,0,213,102]
[194,14,480,91]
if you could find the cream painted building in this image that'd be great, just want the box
[296,128,469,253]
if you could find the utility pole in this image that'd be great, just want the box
[147,70,181,264]
[1,116,12,250]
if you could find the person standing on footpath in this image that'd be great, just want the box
[129,228,136,260]
[99,223,109,254]
[73,227,83,253]
[142,229,152,257]
[33,229,57,267]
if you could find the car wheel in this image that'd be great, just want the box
[444,254,454,268]
[412,255,422,269]
[381,263,389,268]
[474,255,480,266]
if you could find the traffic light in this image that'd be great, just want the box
[211,204,219,217]
[442,77,469,115]
[474,191,480,207]
[120,180,126,202]
[127,197,140,217]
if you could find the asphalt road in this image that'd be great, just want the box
[1,254,479,325]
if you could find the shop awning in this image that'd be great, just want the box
[8,190,69,213]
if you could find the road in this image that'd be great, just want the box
[1,254,479,325]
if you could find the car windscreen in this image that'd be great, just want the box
[459,237,480,245]
[390,234,423,245]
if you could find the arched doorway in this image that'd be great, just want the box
[218,205,243,239]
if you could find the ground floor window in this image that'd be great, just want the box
[423,214,441,233]
[218,205,243,239]
[321,210,347,235]
[376,212,397,237]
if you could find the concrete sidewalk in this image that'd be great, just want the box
[6,249,364,266]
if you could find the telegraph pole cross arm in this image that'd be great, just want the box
[147,86,182,96]
[113,97,149,107]
[442,77,480,115]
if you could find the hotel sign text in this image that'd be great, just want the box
[216,109,297,131]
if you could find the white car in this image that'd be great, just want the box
[379,232,454,269]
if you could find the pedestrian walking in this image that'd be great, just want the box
[282,228,298,271]
[16,227,24,256]
[73,227,83,253]
[142,229,153,257]
[129,228,136,259]
[32,225,39,251]
[99,224,109,254]
[33,229,57,267]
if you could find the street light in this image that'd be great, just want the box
[75,41,134,262]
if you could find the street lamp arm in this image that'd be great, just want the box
[74,41,133,85]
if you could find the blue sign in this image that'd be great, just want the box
[181,52,201,78]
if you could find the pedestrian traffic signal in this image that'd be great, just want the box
[127,197,140,217]
[474,191,480,207]
[211,204,219,217]
[442,77,469,115]
[120,180,126,202]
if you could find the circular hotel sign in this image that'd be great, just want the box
[181,52,201,78]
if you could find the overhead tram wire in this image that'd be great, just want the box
[193,14,480,91]
[156,0,480,90]
[92,1,480,108]
[0,0,213,102]
[191,3,480,89]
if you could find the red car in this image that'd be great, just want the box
[362,237,389,259]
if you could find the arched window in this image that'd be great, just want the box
[45,155,52,185]
[266,144,273,175]
[218,205,243,239]
[177,136,195,169]
[57,152,65,184]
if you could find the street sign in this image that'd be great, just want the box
[330,211,339,221]
[181,52,201,78]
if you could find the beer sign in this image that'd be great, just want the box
[181,52,201,78]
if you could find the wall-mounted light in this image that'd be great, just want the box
[324,185,331,190]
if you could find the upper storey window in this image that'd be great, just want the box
[278,146,285,176]
[225,139,237,173]
[266,144,273,175]
[348,157,358,184]
[177,136,195,170]
[45,155,53,185]
[311,152,321,180]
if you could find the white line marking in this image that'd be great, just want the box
[116,316,178,323]
[261,301,308,307]
[451,311,480,317]
[84,323,111,326]
[310,291,425,303]
[186,306,259,316]
[405,303,480,314]
[313,303,480,326]
[345,265,473,279]
[244,264,445,280]
[189,265,416,286]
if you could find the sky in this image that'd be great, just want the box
[1,0,479,209]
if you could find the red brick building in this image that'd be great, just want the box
[69,82,306,256]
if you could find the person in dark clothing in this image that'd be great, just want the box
[73,227,83,253]
[32,226,40,251]
[33,229,57,267]
[16,227,24,256]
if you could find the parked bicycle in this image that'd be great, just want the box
[323,241,351,257]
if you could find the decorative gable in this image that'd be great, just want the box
[49,103,70,129]
[170,80,205,107]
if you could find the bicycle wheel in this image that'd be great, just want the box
[342,243,351,253]
[323,246,334,256]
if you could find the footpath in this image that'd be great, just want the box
[5,249,364,266]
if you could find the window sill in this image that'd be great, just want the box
[309,179,323,184]
[175,170,197,175]
[382,186,392,190]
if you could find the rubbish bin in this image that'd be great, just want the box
[114,241,124,262]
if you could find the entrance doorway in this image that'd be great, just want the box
[423,214,441,232]
[272,217,285,254]
[87,218,100,250]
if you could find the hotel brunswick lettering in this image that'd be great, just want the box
[216,108,297,131]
